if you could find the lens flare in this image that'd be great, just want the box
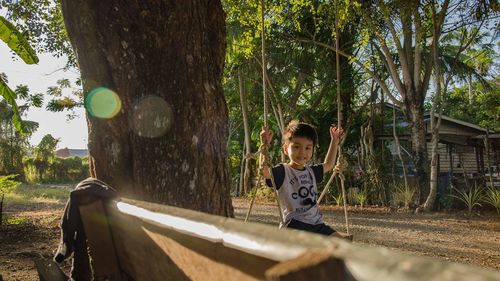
[86,87,122,119]
[131,95,173,138]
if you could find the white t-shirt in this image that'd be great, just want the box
[266,164,324,225]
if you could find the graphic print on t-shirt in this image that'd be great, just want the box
[277,164,323,225]
[288,170,317,213]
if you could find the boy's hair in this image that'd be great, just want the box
[283,120,318,146]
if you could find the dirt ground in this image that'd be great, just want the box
[1,198,499,280]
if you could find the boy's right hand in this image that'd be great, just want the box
[330,127,345,143]
[260,127,273,145]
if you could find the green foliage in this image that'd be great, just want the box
[3,184,70,206]
[0,76,23,133]
[0,16,38,64]
[24,155,89,184]
[247,187,275,202]
[391,182,417,209]
[22,135,89,184]
[483,187,500,214]
[0,174,21,195]
[45,79,83,119]
[352,187,368,208]
[2,215,29,225]
[2,0,75,66]
[442,77,500,131]
[363,154,388,206]
[0,15,40,134]
[332,191,343,206]
[449,185,485,214]
[0,99,38,177]
[0,174,21,225]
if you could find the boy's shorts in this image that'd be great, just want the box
[287,219,336,236]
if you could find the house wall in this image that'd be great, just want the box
[427,143,497,174]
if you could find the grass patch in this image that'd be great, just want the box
[4,184,70,206]
[40,216,60,225]
[2,215,29,225]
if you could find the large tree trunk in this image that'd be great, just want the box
[61,0,234,216]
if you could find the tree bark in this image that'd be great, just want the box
[61,0,233,216]
[406,103,428,203]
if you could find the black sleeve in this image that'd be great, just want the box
[311,164,324,184]
[265,164,285,190]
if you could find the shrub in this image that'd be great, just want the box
[246,186,275,202]
[0,174,21,225]
[0,174,20,194]
[483,187,500,214]
[332,192,344,206]
[350,188,369,208]
[449,185,484,214]
[391,182,416,208]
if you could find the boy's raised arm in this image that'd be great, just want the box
[259,128,273,179]
[322,127,344,173]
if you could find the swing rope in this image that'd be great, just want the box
[245,0,284,225]
[317,0,350,235]
[332,0,350,234]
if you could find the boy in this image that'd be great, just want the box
[260,120,350,239]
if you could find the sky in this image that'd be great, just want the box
[0,42,88,149]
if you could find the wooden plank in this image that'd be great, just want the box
[107,201,278,281]
[79,200,120,278]
[110,198,500,281]
[265,251,349,281]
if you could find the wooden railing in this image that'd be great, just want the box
[79,198,500,281]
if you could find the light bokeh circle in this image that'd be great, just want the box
[131,95,173,138]
[86,87,122,119]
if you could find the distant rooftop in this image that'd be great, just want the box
[55,148,88,158]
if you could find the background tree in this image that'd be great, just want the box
[424,24,497,210]
[0,84,40,179]
[23,134,58,181]
[443,78,499,131]
[348,0,498,203]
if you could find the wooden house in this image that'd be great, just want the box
[376,104,499,188]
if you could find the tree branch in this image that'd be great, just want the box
[296,37,404,107]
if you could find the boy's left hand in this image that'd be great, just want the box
[330,127,345,143]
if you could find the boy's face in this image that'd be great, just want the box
[283,136,314,169]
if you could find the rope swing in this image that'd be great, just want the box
[245,0,284,225]
[317,0,351,235]
[245,0,351,237]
